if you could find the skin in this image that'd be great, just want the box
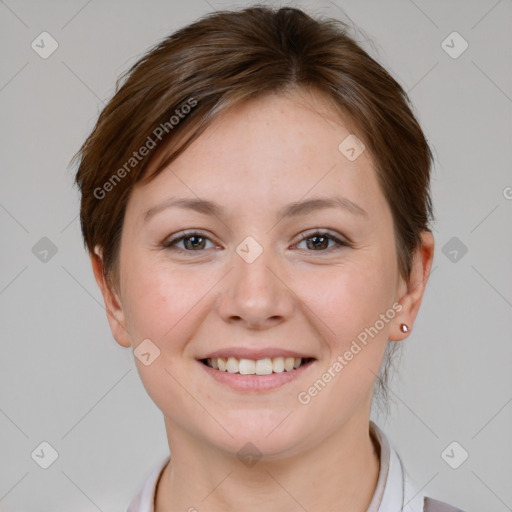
[91,87,434,511]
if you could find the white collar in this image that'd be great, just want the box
[127,421,424,512]
[369,421,424,512]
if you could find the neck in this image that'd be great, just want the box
[155,415,380,512]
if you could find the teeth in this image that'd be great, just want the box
[273,357,285,373]
[239,358,255,375]
[284,357,295,371]
[206,356,307,374]
[226,357,239,373]
[255,358,273,375]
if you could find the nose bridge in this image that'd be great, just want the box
[216,239,294,327]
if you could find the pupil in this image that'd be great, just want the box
[308,236,328,250]
[185,236,205,250]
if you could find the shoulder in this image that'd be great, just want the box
[423,496,468,512]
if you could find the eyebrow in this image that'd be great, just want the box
[143,196,368,223]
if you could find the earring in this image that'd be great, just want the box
[400,323,409,333]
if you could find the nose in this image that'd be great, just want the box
[214,245,295,330]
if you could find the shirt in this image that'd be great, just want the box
[126,421,463,512]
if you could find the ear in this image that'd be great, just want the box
[390,231,435,341]
[90,245,131,348]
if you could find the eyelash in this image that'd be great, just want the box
[161,230,349,253]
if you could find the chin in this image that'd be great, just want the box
[201,408,314,460]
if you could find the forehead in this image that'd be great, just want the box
[126,88,388,222]
[184,88,364,171]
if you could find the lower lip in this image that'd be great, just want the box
[197,360,315,392]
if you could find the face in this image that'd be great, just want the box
[93,88,433,458]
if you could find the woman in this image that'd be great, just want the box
[72,5,466,512]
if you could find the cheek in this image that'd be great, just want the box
[121,259,213,405]
[293,254,397,347]
[121,256,213,350]
[290,256,396,420]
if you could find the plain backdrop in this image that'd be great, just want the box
[0,0,511,511]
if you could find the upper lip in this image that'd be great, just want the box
[198,347,315,360]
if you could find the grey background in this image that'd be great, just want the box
[0,0,511,511]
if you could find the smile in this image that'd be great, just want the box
[201,356,315,375]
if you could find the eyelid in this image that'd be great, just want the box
[162,229,220,249]
[294,229,350,246]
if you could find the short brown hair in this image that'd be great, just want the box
[72,5,435,411]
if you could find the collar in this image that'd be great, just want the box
[368,421,424,511]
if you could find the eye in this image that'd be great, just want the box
[161,230,349,253]
[162,231,216,251]
[294,231,349,252]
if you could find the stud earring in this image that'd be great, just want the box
[400,323,409,333]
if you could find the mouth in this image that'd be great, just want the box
[200,356,315,375]
[196,349,317,391]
